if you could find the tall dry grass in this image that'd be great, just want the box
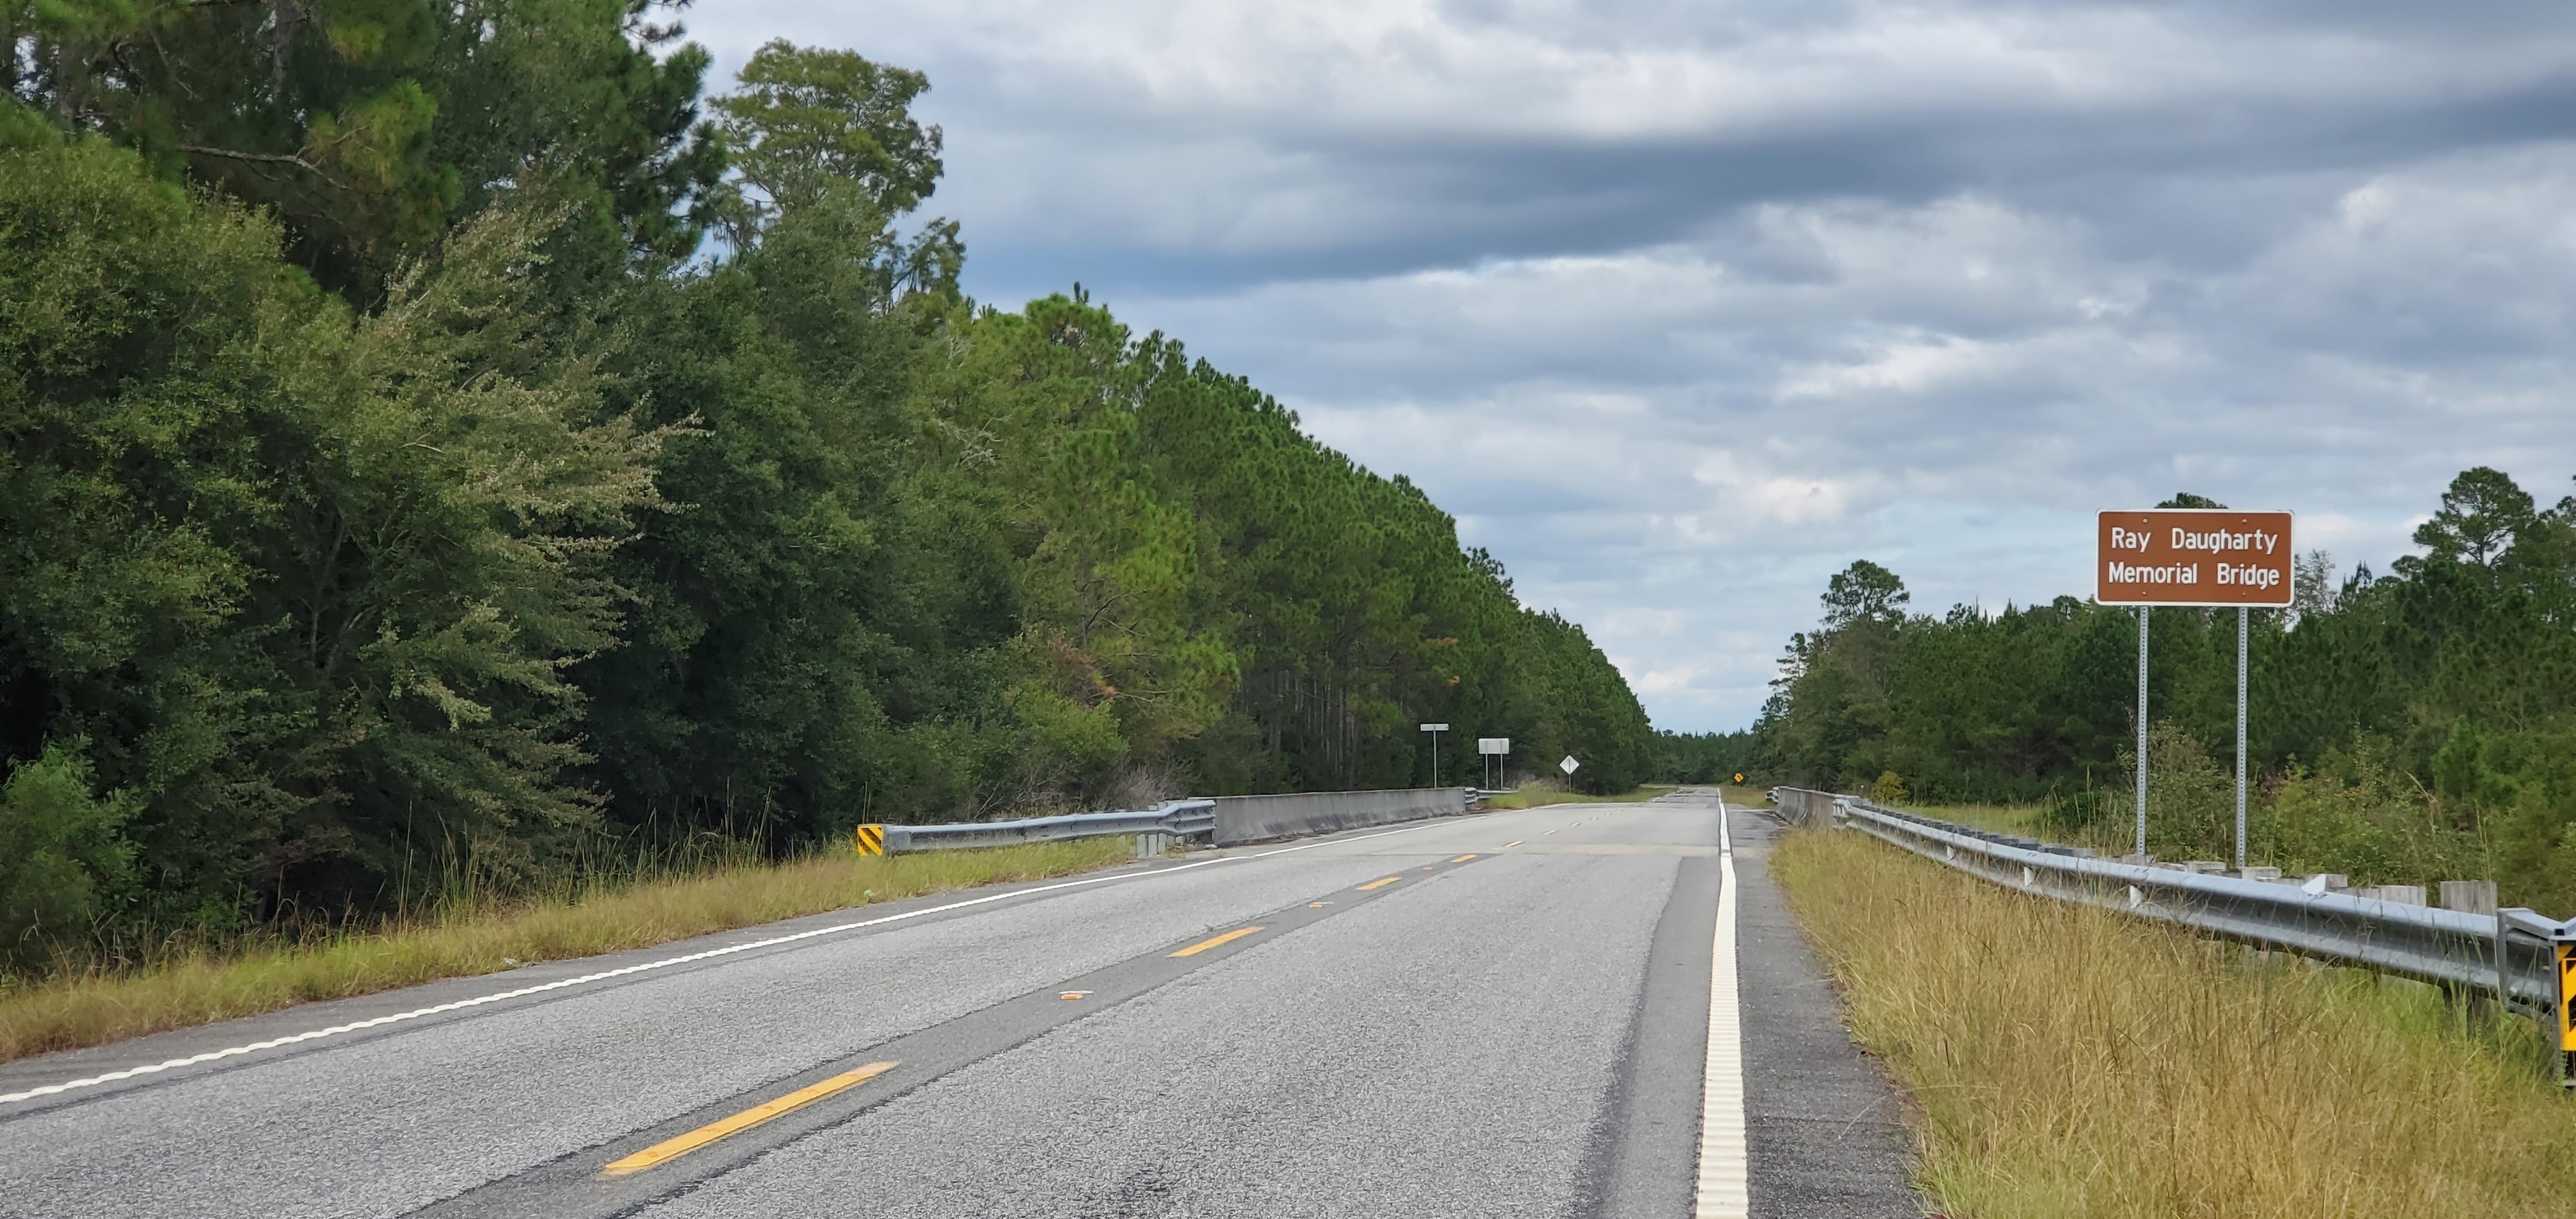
[1773,828,2576,1218]
[0,838,1129,1064]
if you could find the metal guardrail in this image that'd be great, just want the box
[1771,787,2576,1046]
[870,786,1492,857]
[877,799,1216,855]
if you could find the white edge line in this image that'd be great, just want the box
[1694,799,1751,1218]
[1,818,1453,1107]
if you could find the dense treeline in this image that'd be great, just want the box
[1654,729,1761,785]
[0,10,1650,963]
[1752,475,2576,912]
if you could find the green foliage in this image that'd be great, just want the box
[0,39,1655,973]
[1755,470,2576,912]
[3,126,661,936]
[0,740,136,967]
[709,41,961,293]
[2410,466,2532,569]
[1823,559,1908,629]
[1869,770,1908,805]
[2032,788,2114,838]
[8,0,725,296]
[907,292,1652,802]
[715,40,941,215]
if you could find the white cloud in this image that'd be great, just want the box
[1777,335,2009,398]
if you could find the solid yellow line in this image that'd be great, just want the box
[602,1061,898,1177]
[1170,926,1264,957]
[1358,876,1401,891]
[1452,854,1476,862]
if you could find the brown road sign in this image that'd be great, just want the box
[2097,509,2294,608]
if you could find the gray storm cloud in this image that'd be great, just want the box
[684,0,2576,730]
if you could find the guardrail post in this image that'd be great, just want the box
[2440,880,2497,916]
[2438,882,2499,1013]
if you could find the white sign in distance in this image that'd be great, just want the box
[1420,723,1450,732]
[1478,738,1509,755]
[1559,756,1579,775]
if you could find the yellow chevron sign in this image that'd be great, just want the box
[855,824,886,857]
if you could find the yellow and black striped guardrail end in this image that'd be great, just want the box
[855,824,886,857]
[2558,943,2576,1054]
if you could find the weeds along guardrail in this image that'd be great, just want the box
[1769,786,2576,1081]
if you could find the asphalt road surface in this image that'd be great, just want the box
[0,793,1922,1218]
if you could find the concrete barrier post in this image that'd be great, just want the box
[2440,880,2498,916]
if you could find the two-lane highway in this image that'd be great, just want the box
[0,795,1923,1217]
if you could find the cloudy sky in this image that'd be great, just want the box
[686,0,2576,732]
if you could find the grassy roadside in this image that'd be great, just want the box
[1907,802,2046,836]
[1772,827,2576,1218]
[1476,784,1674,809]
[0,838,1131,1064]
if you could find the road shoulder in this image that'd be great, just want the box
[1729,809,1926,1217]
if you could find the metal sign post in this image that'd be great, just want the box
[1477,738,1509,790]
[2136,607,2149,859]
[2235,606,2250,870]
[1420,723,1449,788]
[2096,509,2293,864]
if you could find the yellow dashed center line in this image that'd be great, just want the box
[602,1061,898,1177]
[1170,926,1264,957]
[1357,876,1402,891]
[1452,854,1477,862]
[1501,840,1523,849]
